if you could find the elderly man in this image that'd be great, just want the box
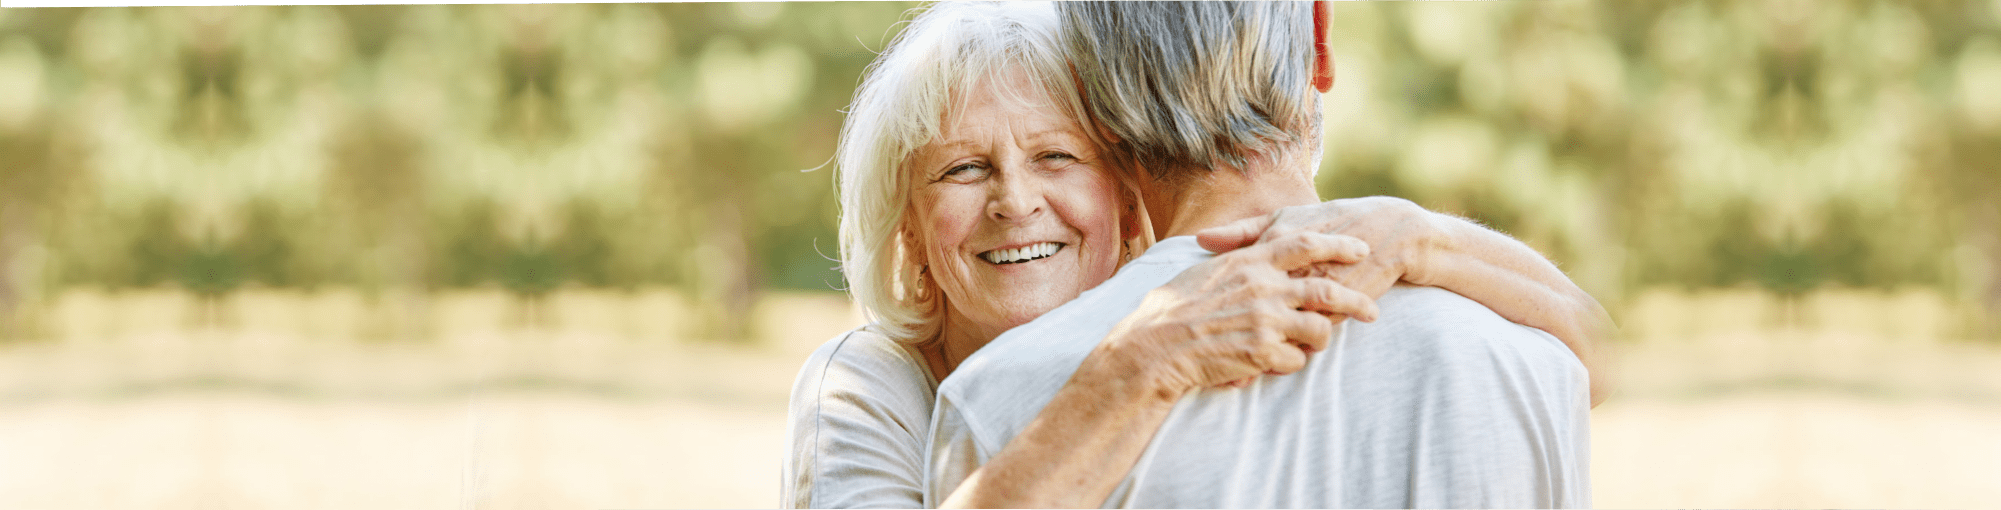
[925,2,1597,507]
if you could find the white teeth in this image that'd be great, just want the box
[982,242,1063,265]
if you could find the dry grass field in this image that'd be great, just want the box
[1,288,1997,508]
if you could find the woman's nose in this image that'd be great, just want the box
[987,167,1047,222]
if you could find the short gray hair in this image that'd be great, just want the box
[1059,1,1321,182]
[834,1,1095,343]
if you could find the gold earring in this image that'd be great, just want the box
[918,264,932,297]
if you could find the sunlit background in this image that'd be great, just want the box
[0,1,1997,508]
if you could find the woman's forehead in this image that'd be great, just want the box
[933,85,1089,146]
[951,66,1066,114]
[895,63,1097,171]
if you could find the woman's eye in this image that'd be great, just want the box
[938,163,988,183]
[1039,151,1076,162]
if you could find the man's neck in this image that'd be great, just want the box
[1147,158,1322,239]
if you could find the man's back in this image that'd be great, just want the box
[926,237,1590,508]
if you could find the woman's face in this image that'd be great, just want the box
[905,68,1126,343]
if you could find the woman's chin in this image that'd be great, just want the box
[977,261,1078,299]
[980,290,1078,332]
[993,307,1057,333]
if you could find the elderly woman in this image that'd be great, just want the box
[784,2,1609,508]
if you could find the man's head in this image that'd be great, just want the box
[1058,1,1330,186]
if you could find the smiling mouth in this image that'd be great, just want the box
[979,242,1064,265]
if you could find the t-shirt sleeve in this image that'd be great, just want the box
[783,332,933,508]
[922,395,984,508]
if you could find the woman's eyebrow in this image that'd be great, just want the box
[1023,134,1098,158]
[913,139,980,160]
[1021,126,1092,145]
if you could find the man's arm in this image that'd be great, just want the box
[1198,196,1616,407]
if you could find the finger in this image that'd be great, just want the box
[1297,260,1402,301]
[1261,231,1370,271]
[1252,329,1309,376]
[1195,214,1273,254]
[1279,306,1336,354]
[1292,278,1380,323]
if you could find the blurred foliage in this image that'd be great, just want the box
[0,3,918,339]
[0,1,1995,340]
[1314,1,2001,332]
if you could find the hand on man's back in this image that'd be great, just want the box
[1196,196,1443,301]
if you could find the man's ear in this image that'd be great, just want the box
[1313,0,1336,93]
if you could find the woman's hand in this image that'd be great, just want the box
[940,230,1382,509]
[1082,229,1381,403]
[1194,195,1615,408]
[1195,196,1441,298]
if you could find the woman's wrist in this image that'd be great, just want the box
[958,342,1184,508]
[1395,207,1454,288]
[1081,335,1188,407]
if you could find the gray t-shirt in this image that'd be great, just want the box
[926,236,1591,508]
[784,327,937,508]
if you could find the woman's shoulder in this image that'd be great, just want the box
[790,325,937,412]
[782,325,937,508]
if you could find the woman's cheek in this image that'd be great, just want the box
[918,188,980,262]
[1063,173,1126,278]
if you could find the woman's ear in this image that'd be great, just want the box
[896,225,935,300]
[1120,192,1141,240]
[894,221,924,273]
[1313,0,1336,93]
[1119,176,1155,249]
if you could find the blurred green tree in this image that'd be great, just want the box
[0,1,1994,342]
[1315,1,1997,333]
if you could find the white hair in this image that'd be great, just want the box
[835,1,1103,344]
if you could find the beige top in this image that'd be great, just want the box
[782,326,938,508]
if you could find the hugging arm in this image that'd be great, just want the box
[932,199,1613,507]
[937,231,1378,508]
[1198,196,1615,408]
